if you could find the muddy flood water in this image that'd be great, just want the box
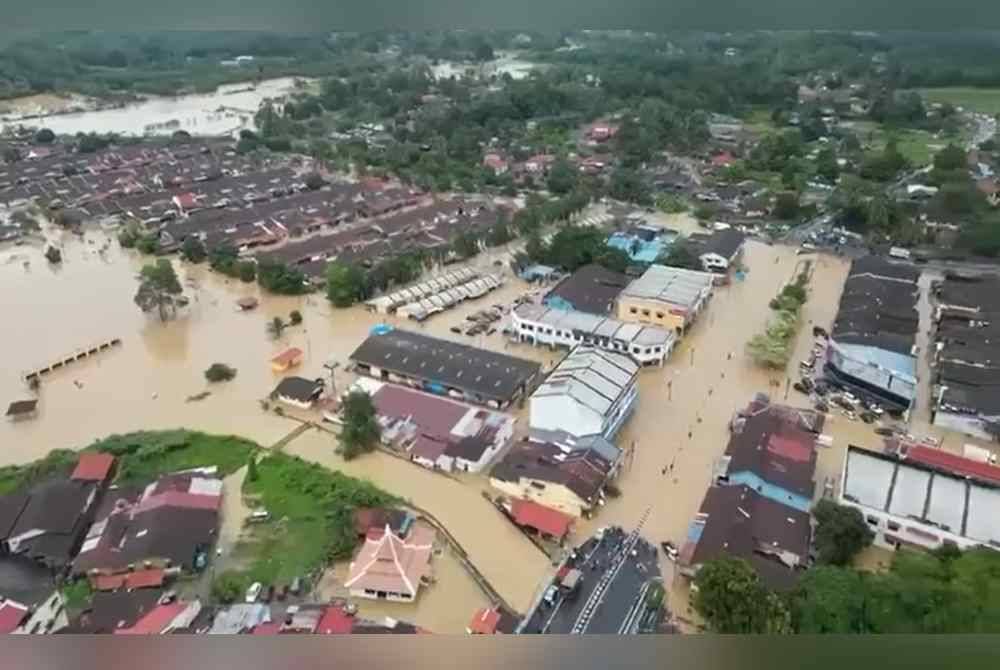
[2,218,983,630]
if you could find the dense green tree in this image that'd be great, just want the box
[812,500,875,566]
[325,261,367,307]
[608,167,652,205]
[257,260,309,295]
[338,391,381,460]
[44,245,62,264]
[204,363,237,383]
[816,146,840,183]
[934,143,968,171]
[134,259,184,322]
[693,557,791,633]
[289,309,303,325]
[546,158,579,195]
[792,566,868,633]
[657,241,702,270]
[304,172,326,190]
[774,191,801,220]
[450,230,481,259]
[34,128,55,144]
[266,316,286,340]
[180,237,207,264]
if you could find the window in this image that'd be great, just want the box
[656,312,664,319]
[641,309,651,317]
[629,307,637,314]
[887,521,901,532]
[866,515,879,526]
[529,481,546,491]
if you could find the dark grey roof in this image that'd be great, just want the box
[350,329,541,404]
[848,255,920,283]
[0,556,57,606]
[490,440,613,503]
[696,228,745,260]
[72,506,218,575]
[936,274,1000,312]
[689,484,809,591]
[0,478,96,568]
[6,399,37,416]
[833,266,919,355]
[79,589,165,633]
[544,264,629,315]
[272,376,325,403]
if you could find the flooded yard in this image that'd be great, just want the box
[0,77,310,137]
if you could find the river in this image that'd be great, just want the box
[0,77,310,137]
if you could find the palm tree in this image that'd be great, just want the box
[267,317,286,339]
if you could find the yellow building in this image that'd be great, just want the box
[615,265,714,334]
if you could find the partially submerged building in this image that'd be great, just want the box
[825,256,919,414]
[684,228,746,274]
[542,264,630,316]
[931,274,1000,440]
[679,397,820,590]
[73,468,221,577]
[510,304,675,366]
[349,327,541,409]
[615,265,714,334]
[354,378,516,473]
[344,524,435,602]
[840,445,1000,552]
[490,440,620,518]
[271,376,325,409]
[529,346,639,448]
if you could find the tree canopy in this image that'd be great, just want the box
[812,500,874,566]
[325,261,367,307]
[133,259,184,322]
[693,556,791,633]
[339,390,381,460]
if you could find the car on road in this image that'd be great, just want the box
[245,582,262,603]
[660,541,679,561]
[542,585,560,607]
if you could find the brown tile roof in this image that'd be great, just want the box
[344,525,434,599]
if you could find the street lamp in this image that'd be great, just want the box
[324,359,340,394]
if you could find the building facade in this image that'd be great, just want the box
[615,265,714,334]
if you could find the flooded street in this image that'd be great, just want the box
[2,219,979,629]
[0,77,309,136]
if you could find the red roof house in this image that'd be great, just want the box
[71,452,115,483]
[0,600,28,634]
[509,498,573,540]
[114,601,197,635]
[271,347,304,372]
[467,607,500,634]
[711,151,735,168]
[315,605,355,634]
[482,153,509,175]
[90,568,166,592]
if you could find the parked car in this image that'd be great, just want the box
[245,582,262,603]
[661,541,679,561]
[248,508,270,523]
[814,400,829,413]
[793,381,809,395]
[277,584,288,601]
[874,426,895,437]
[542,585,560,607]
[860,411,877,424]
[290,576,302,596]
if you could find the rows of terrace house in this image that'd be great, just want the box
[0,137,510,281]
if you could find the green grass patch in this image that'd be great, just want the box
[234,451,396,586]
[0,449,79,495]
[917,87,1000,116]
[90,430,255,485]
[743,107,777,134]
[61,580,92,611]
[849,120,943,166]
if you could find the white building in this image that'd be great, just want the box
[840,445,1000,552]
[510,304,675,366]
[529,346,639,447]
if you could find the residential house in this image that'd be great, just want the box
[72,468,222,576]
[678,484,810,591]
[482,153,509,175]
[529,346,639,447]
[715,399,822,513]
[504,498,574,542]
[114,599,202,635]
[490,440,619,518]
[0,462,104,570]
[271,376,325,409]
[523,154,556,175]
[344,524,435,602]
[840,445,1000,552]
[357,379,516,473]
[543,264,630,316]
[270,347,303,373]
[685,228,746,274]
[467,605,519,634]
[615,265,714,334]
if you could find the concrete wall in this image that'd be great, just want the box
[489,477,589,518]
[838,499,981,552]
[616,297,687,332]
[933,410,994,442]
[511,316,669,366]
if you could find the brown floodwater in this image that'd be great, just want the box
[3,221,982,630]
